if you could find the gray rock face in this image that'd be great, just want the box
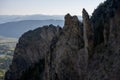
[87,1,120,80]
[5,24,62,80]
[82,8,94,56]
[48,14,85,80]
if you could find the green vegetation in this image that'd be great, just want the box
[0,69,5,80]
[0,38,17,80]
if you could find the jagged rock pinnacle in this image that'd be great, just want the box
[82,8,94,57]
[64,13,71,26]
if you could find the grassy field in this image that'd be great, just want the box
[0,37,17,80]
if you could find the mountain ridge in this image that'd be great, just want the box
[0,20,64,38]
[0,15,64,24]
[0,14,82,24]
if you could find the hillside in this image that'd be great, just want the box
[0,20,64,38]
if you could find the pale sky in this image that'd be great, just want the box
[0,0,106,15]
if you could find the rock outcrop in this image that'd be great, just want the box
[82,8,94,57]
[48,14,86,80]
[88,0,120,80]
[5,0,120,80]
[5,25,62,80]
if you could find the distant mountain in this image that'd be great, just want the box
[0,20,64,38]
[0,14,82,38]
[0,15,64,24]
[0,15,82,24]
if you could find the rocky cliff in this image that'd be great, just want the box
[47,14,85,80]
[5,25,62,80]
[5,0,120,80]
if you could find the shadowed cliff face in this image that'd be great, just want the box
[48,14,85,80]
[88,9,120,80]
[5,25,62,80]
[88,0,120,80]
[5,0,120,80]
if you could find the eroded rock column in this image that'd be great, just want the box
[82,8,94,57]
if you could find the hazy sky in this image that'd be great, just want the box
[0,0,106,15]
